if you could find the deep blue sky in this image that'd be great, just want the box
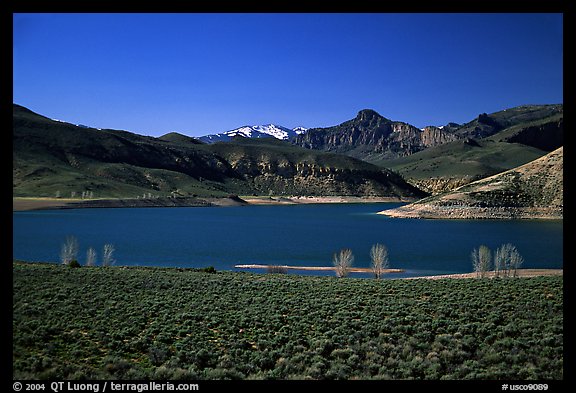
[13,13,563,137]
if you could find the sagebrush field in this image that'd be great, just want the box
[12,261,562,380]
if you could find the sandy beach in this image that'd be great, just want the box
[13,198,75,211]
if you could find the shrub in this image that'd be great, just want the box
[12,262,563,380]
[148,344,170,366]
[267,265,288,274]
[67,260,81,268]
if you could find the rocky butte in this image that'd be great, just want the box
[292,109,458,160]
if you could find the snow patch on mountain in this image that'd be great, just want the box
[199,124,308,143]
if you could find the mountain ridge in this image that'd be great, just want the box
[198,124,308,143]
[292,104,562,161]
[292,109,459,160]
[13,104,423,200]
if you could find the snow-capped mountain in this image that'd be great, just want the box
[199,124,308,143]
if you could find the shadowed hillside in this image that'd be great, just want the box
[13,104,424,200]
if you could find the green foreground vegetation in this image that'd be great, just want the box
[13,261,563,380]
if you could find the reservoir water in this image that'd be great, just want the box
[12,203,563,278]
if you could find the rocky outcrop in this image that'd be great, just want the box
[420,126,459,147]
[409,176,481,195]
[379,147,563,219]
[222,154,425,198]
[293,109,458,159]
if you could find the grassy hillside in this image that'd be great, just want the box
[377,113,562,194]
[13,105,243,198]
[13,104,423,199]
[379,140,546,193]
[13,261,562,380]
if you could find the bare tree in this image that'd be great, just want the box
[370,243,389,279]
[102,244,116,267]
[333,248,354,278]
[86,247,97,266]
[471,245,491,278]
[494,245,505,278]
[60,236,79,265]
[495,243,524,278]
[509,245,524,278]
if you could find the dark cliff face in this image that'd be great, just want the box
[503,118,563,152]
[453,105,563,140]
[296,110,391,152]
[293,109,457,158]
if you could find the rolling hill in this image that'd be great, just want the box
[13,104,424,200]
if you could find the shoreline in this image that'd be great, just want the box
[401,268,563,280]
[234,264,405,274]
[13,261,562,280]
[378,204,563,220]
[235,264,562,279]
[13,195,411,212]
[12,196,214,211]
[241,195,412,205]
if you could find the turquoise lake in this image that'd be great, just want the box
[12,203,563,278]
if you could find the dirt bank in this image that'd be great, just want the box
[379,204,563,220]
[403,269,563,280]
